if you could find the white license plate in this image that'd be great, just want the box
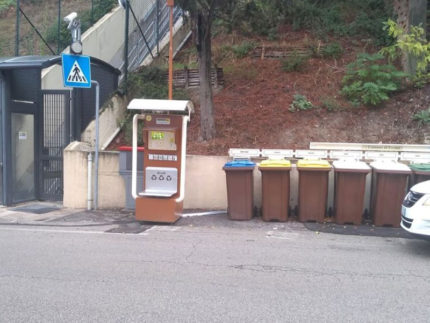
[401,205,407,217]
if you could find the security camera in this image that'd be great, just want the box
[118,0,127,9]
[64,12,78,29]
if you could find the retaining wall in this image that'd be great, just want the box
[64,144,369,213]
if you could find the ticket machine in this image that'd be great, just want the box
[128,99,193,223]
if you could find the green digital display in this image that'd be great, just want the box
[148,130,176,151]
[151,131,165,140]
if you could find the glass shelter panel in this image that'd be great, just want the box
[11,113,35,202]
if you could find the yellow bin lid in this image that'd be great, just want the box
[259,159,291,168]
[297,159,331,168]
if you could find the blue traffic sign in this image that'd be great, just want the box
[62,53,91,88]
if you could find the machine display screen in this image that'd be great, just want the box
[148,131,177,151]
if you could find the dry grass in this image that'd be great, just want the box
[0,0,91,56]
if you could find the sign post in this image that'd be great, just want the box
[62,53,99,210]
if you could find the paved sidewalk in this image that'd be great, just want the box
[0,201,419,239]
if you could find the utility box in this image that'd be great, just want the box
[333,160,370,225]
[370,161,411,227]
[223,160,256,221]
[128,99,193,223]
[258,159,291,222]
[119,146,144,209]
[297,159,332,223]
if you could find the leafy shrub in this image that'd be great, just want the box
[282,52,308,72]
[321,97,341,111]
[380,19,430,87]
[0,0,14,14]
[231,41,256,58]
[341,53,407,106]
[289,94,314,112]
[285,0,392,46]
[240,0,287,38]
[413,110,430,125]
[321,42,343,59]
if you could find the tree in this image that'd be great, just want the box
[176,0,222,140]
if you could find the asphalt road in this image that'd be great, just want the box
[0,218,429,322]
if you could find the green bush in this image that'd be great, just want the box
[413,110,430,125]
[282,52,308,72]
[321,42,343,59]
[286,0,392,45]
[380,19,430,87]
[231,41,256,58]
[289,94,314,112]
[341,53,407,106]
[0,0,14,14]
[321,97,341,111]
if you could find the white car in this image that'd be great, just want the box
[401,180,430,237]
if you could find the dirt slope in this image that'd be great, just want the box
[185,36,430,156]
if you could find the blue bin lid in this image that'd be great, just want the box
[224,159,256,168]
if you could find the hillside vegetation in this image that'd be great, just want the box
[0,0,116,56]
[112,0,430,155]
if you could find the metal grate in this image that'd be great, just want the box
[41,90,71,201]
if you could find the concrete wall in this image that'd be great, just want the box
[81,95,126,150]
[64,141,125,209]
[64,147,373,214]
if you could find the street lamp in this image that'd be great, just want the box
[64,12,83,55]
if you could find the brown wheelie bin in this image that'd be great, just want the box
[370,161,411,227]
[258,159,291,222]
[333,160,371,225]
[223,160,256,220]
[297,159,332,223]
[409,163,430,186]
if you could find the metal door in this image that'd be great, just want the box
[40,90,71,201]
[0,76,3,204]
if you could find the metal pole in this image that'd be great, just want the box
[156,0,160,55]
[0,75,7,204]
[87,152,93,210]
[15,0,20,56]
[91,0,94,25]
[124,1,129,92]
[92,80,100,210]
[57,0,61,54]
[168,0,174,100]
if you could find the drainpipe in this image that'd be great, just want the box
[175,114,189,203]
[132,113,146,199]
[87,152,93,210]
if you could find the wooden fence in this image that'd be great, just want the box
[251,46,323,59]
[166,67,225,88]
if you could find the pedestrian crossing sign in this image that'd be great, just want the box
[62,53,91,88]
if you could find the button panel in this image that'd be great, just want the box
[148,154,178,161]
